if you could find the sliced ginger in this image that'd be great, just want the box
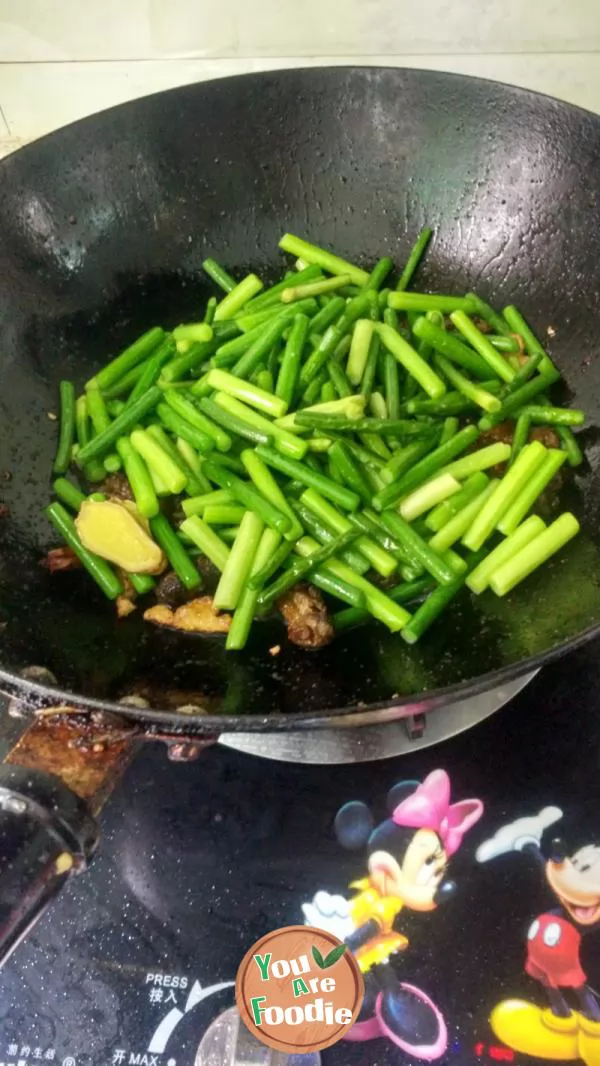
[76,499,165,574]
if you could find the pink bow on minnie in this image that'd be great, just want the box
[392,769,483,857]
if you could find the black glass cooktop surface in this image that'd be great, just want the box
[1,643,599,1066]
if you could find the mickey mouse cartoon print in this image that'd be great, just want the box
[477,807,600,1064]
[302,769,483,1060]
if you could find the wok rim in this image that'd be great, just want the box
[1,617,598,733]
[1,64,600,732]
[2,64,600,166]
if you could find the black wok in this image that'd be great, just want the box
[1,66,600,736]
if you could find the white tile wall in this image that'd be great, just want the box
[0,0,599,156]
[1,0,599,59]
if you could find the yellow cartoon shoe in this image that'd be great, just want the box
[578,1016,600,1066]
[490,999,579,1060]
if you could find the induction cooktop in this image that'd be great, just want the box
[1,642,599,1066]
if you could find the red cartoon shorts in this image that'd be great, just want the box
[525,913,586,989]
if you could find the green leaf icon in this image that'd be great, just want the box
[322,944,347,968]
[312,945,326,969]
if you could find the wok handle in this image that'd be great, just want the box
[0,764,98,967]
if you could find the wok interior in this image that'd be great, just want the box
[1,67,600,723]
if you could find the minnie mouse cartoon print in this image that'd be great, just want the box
[302,769,483,1060]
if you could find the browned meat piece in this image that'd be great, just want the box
[529,425,560,450]
[98,473,134,501]
[477,421,564,508]
[0,503,9,518]
[40,546,81,571]
[159,554,219,596]
[277,582,334,650]
[155,570,192,608]
[116,595,137,618]
[478,420,514,449]
[144,597,231,633]
[195,554,220,594]
[530,426,566,512]
[156,558,218,606]
[478,421,560,452]
[472,421,514,476]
